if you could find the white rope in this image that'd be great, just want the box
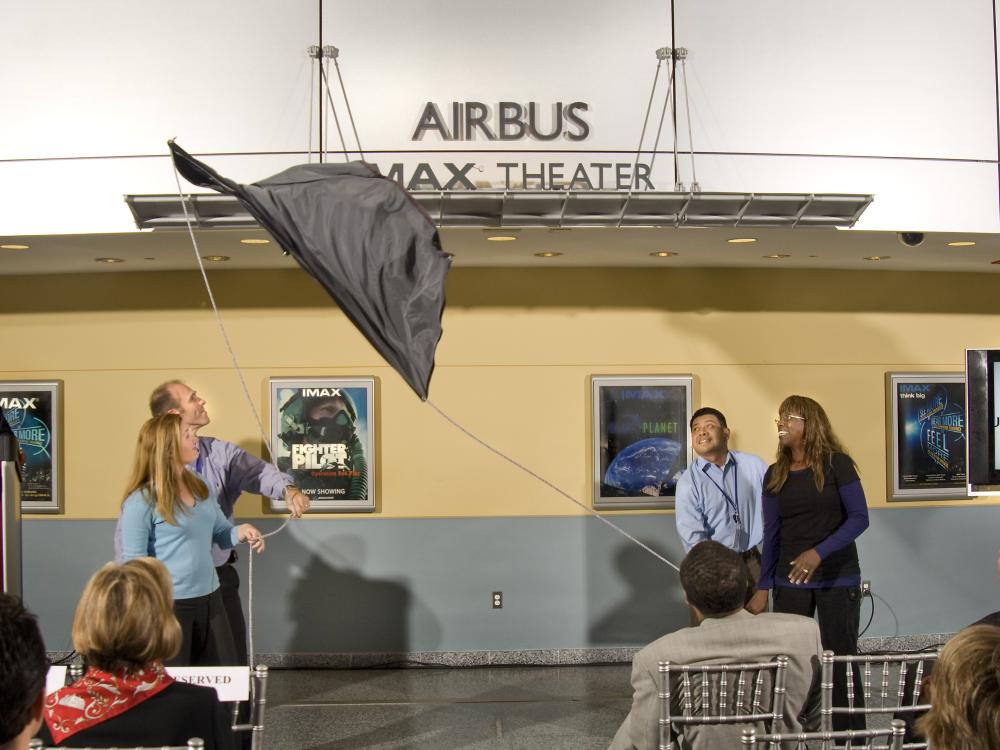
[171,156,293,669]
[426,400,680,572]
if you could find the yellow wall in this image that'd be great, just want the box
[0,266,995,519]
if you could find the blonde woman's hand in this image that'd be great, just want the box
[237,524,266,553]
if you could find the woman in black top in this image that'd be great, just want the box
[37,558,235,749]
[748,395,870,730]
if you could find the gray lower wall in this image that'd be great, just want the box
[22,507,996,656]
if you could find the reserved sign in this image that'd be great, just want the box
[166,667,250,701]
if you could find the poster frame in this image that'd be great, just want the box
[269,376,376,513]
[886,371,969,501]
[0,379,63,514]
[591,375,693,511]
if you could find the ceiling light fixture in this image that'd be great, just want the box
[487,235,517,242]
[763,254,790,259]
[203,255,231,262]
[727,238,757,244]
[650,251,677,257]
[534,252,563,257]
[95,257,124,264]
[947,241,976,247]
[240,238,271,245]
[1,244,30,250]
[863,255,890,261]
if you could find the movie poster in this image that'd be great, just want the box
[888,373,967,500]
[269,377,375,512]
[592,376,692,509]
[0,381,62,513]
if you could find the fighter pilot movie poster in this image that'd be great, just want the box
[270,378,375,512]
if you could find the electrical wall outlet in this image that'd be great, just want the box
[861,580,871,595]
[492,591,503,609]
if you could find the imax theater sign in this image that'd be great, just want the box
[378,100,655,192]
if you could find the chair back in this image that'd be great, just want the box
[658,655,789,750]
[741,718,906,750]
[820,649,938,748]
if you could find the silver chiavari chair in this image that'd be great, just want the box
[232,664,270,750]
[820,650,938,749]
[659,655,789,750]
[741,718,906,750]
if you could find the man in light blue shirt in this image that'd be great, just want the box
[675,407,768,601]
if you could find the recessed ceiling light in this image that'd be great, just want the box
[95,257,124,264]
[548,228,572,232]
[534,252,563,258]
[947,241,976,247]
[727,238,757,244]
[863,255,890,261]
[763,254,790,259]
[650,251,677,257]
[240,238,270,245]
[1,244,30,250]
[487,235,517,242]
[203,255,230,262]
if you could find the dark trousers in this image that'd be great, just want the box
[217,562,249,666]
[169,588,238,667]
[217,562,252,749]
[773,585,865,731]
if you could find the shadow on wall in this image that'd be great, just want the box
[285,536,441,655]
[589,536,688,646]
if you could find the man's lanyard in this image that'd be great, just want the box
[702,458,741,525]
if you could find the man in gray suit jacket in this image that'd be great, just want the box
[610,541,823,750]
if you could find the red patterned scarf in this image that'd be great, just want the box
[44,662,174,742]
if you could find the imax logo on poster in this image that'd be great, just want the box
[899,385,932,394]
[412,101,590,141]
[0,397,38,409]
[302,388,341,398]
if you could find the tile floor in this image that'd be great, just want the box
[263,664,632,749]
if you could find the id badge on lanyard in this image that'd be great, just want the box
[702,463,740,526]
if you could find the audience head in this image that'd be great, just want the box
[73,558,182,675]
[123,412,206,523]
[0,594,47,749]
[679,541,747,619]
[917,624,1000,749]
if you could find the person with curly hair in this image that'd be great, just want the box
[748,395,870,730]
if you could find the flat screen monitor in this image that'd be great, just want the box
[966,348,1000,494]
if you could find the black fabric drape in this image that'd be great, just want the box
[170,141,449,400]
